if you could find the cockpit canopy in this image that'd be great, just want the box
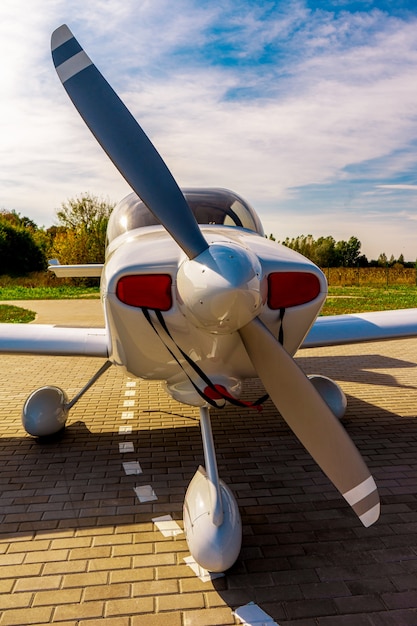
[106,188,264,243]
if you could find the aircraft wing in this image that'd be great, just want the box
[304,308,417,348]
[0,324,108,357]
[48,260,103,277]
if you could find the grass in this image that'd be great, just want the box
[0,283,99,322]
[321,285,417,316]
[0,304,36,323]
[0,285,100,300]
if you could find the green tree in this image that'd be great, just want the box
[334,236,362,267]
[52,193,115,265]
[0,217,45,276]
[0,209,38,232]
[312,236,336,267]
[280,233,363,267]
[378,252,388,267]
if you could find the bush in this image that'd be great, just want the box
[0,221,46,276]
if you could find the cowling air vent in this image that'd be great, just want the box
[116,274,172,310]
[267,272,321,309]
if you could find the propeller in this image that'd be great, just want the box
[51,24,380,528]
[239,318,380,527]
[51,24,208,260]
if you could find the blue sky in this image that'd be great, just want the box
[1,0,417,260]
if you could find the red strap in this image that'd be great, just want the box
[204,384,264,412]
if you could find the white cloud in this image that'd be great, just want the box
[0,0,417,260]
[377,184,417,191]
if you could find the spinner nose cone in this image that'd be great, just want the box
[176,242,266,333]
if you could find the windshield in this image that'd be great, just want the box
[106,188,264,243]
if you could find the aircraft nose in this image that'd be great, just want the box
[176,242,266,333]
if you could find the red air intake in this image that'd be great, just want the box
[267,272,320,309]
[116,274,172,310]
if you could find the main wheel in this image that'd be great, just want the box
[22,386,69,437]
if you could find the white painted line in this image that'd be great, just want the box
[119,442,134,453]
[126,381,137,387]
[183,556,224,582]
[119,425,132,435]
[124,390,136,397]
[152,515,183,537]
[134,485,158,503]
[123,461,142,475]
[123,400,135,407]
[121,411,134,420]
[233,602,279,625]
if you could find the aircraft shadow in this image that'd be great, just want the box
[296,352,417,389]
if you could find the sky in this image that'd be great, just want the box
[1,0,417,261]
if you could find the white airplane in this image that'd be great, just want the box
[1,24,417,573]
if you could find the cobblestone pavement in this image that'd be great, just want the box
[0,301,417,625]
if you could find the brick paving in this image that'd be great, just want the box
[0,301,417,624]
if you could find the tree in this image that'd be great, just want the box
[282,235,315,259]
[377,252,388,267]
[312,236,336,267]
[0,217,45,276]
[52,193,115,265]
[0,209,38,232]
[280,234,363,267]
[334,236,362,267]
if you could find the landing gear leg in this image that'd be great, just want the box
[22,360,113,437]
[183,405,242,572]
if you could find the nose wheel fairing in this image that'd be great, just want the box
[183,406,242,572]
[184,466,242,573]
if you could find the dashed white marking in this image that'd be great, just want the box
[233,602,279,625]
[117,378,219,587]
[152,515,183,537]
[134,485,158,503]
[183,556,224,582]
[123,461,142,475]
[119,425,132,435]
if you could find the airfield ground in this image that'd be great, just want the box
[0,301,417,625]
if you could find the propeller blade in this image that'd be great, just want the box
[239,318,380,527]
[51,25,208,260]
